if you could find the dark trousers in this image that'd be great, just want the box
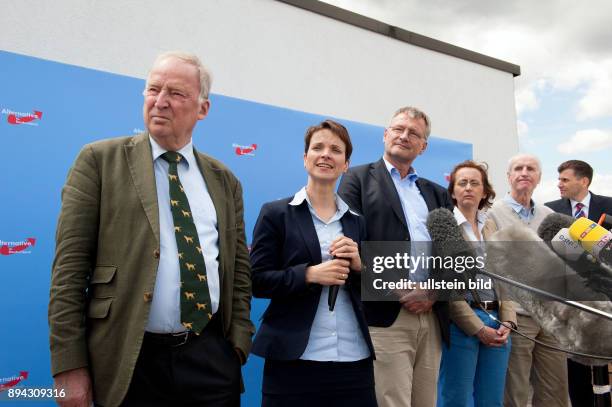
[262,358,377,407]
[568,359,594,407]
[120,319,241,407]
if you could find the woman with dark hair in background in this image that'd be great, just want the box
[250,120,376,407]
[437,160,516,407]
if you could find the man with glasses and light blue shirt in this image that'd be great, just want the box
[339,106,453,407]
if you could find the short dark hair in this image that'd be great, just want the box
[558,160,593,185]
[447,160,496,210]
[304,119,353,160]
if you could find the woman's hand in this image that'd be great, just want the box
[329,236,361,271]
[305,258,351,286]
[476,326,508,347]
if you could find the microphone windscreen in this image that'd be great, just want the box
[426,208,465,244]
[537,212,574,242]
[569,218,612,265]
[426,208,478,297]
[551,228,584,261]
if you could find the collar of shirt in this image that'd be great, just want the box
[570,191,591,213]
[149,135,196,169]
[289,186,357,223]
[383,157,419,183]
[453,206,486,228]
[503,193,535,219]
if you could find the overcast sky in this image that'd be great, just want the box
[324,0,612,201]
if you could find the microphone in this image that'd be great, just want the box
[486,225,612,365]
[551,228,586,261]
[537,213,612,301]
[537,212,574,242]
[328,256,340,311]
[328,285,340,312]
[599,213,612,231]
[569,218,612,267]
[426,208,479,298]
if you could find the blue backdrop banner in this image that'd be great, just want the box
[0,50,471,405]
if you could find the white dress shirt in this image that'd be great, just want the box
[570,192,591,218]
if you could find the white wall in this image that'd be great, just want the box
[0,0,518,190]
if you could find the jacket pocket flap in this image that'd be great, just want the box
[88,297,113,318]
[90,265,117,284]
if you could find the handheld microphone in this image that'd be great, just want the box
[537,212,574,242]
[569,218,612,266]
[426,208,479,298]
[328,256,340,311]
[551,228,588,262]
[328,286,340,312]
[538,213,612,300]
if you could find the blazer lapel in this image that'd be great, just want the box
[588,192,603,221]
[415,178,437,212]
[562,198,573,216]
[193,150,228,279]
[124,133,160,243]
[293,203,322,264]
[372,159,408,230]
[340,213,359,243]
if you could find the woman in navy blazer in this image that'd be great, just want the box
[250,120,376,407]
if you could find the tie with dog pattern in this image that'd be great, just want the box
[161,151,212,334]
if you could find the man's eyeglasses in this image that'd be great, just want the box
[387,127,425,141]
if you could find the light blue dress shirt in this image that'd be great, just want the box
[146,136,221,333]
[503,193,535,223]
[383,158,432,282]
[290,187,370,362]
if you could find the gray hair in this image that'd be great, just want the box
[151,51,212,101]
[391,106,432,139]
[507,153,542,175]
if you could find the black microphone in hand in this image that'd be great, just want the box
[328,255,349,312]
[328,285,340,312]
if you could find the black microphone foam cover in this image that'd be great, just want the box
[426,208,468,248]
[537,212,574,242]
[426,208,477,296]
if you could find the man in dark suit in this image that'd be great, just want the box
[545,159,612,407]
[49,52,254,407]
[338,106,453,407]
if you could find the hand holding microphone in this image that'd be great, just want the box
[304,258,350,287]
[328,236,361,311]
[304,236,360,311]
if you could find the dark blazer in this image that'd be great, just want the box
[49,133,255,407]
[337,158,454,343]
[250,197,375,360]
[545,191,612,222]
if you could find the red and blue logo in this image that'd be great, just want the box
[0,238,36,256]
[233,143,257,156]
[2,108,43,126]
[0,372,28,392]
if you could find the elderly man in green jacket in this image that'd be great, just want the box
[49,51,254,407]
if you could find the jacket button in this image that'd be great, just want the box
[143,292,153,302]
[153,249,160,259]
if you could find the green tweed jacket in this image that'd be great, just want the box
[49,132,254,407]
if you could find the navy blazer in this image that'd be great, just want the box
[545,191,612,223]
[338,158,454,344]
[250,197,375,360]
